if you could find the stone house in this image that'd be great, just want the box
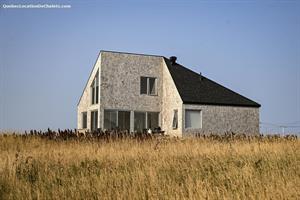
[77,50,260,137]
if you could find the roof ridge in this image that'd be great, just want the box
[100,50,163,58]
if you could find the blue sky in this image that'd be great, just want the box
[0,0,299,133]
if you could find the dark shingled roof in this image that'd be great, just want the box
[164,57,261,108]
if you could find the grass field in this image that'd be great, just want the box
[0,134,299,199]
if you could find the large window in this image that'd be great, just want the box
[140,77,157,95]
[104,110,117,130]
[134,111,159,132]
[103,110,159,132]
[104,110,130,131]
[91,110,98,131]
[91,72,99,104]
[172,110,178,129]
[134,112,146,132]
[147,112,159,130]
[82,112,87,129]
[185,110,202,129]
[118,111,130,130]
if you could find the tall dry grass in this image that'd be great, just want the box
[0,135,299,199]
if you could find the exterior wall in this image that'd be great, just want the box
[182,104,260,135]
[77,51,260,136]
[99,51,163,131]
[77,54,101,131]
[161,61,183,137]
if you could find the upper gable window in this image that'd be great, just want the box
[140,77,157,95]
[91,72,99,104]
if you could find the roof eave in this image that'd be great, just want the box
[183,101,261,108]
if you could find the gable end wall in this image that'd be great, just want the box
[77,54,101,131]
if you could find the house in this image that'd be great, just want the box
[77,50,260,137]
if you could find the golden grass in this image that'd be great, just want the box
[0,135,299,199]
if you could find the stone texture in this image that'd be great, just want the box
[99,52,163,131]
[161,61,183,137]
[183,104,259,135]
[77,53,101,131]
[77,51,260,136]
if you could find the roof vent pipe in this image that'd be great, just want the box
[169,56,177,65]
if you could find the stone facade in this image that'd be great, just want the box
[183,104,259,135]
[161,61,183,137]
[99,52,163,132]
[77,53,101,131]
[77,51,260,136]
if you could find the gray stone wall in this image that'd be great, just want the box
[183,104,259,135]
[99,52,163,130]
[77,51,260,137]
[161,61,183,137]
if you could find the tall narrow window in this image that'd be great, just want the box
[118,111,130,131]
[140,77,148,94]
[140,77,157,95]
[172,110,178,129]
[134,112,146,132]
[104,110,117,130]
[91,72,99,104]
[147,112,159,130]
[149,78,156,95]
[82,112,87,129]
[91,110,98,131]
[185,110,201,129]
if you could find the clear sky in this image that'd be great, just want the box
[0,0,299,134]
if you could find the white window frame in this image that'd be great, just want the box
[104,109,131,130]
[185,109,202,129]
[140,76,157,96]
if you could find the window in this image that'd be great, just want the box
[140,77,157,95]
[185,110,202,129]
[172,110,178,129]
[147,112,159,130]
[118,111,130,131]
[91,72,99,104]
[134,112,146,132]
[82,112,87,129]
[140,77,148,94]
[149,78,156,95]
[104,110,130,131]
[91,110,98,131]
[104,110,117,130]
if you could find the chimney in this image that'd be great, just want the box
[169,56,177,65]
[199,72,203,81]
